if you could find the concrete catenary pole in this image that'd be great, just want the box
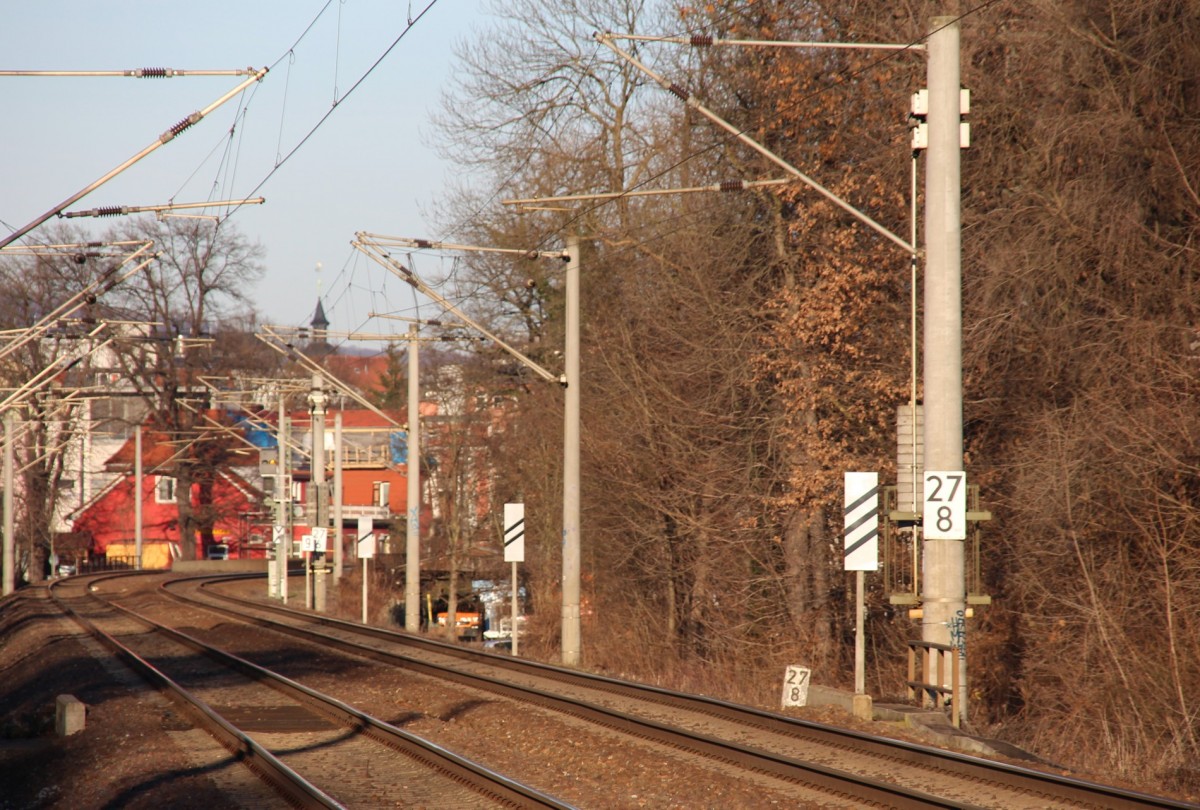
[405,323,421,632]
[310,374,328,611]
[561,235,582,666]
[2,413,13,595]
[922,16,966,718]
[333,412,343,582]
[278,394,290,605]
[134,426,143,570]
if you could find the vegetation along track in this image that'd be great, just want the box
[48,572,570,810]
[143,571,1192,810]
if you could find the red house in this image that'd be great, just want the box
[71,427,262,567]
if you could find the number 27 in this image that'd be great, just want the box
[926,473,962,502]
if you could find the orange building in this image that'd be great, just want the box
[256,406,436,560]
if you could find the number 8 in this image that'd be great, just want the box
[936,505,953,532]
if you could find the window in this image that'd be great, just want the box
[373,481,391,508]
[155,476,177,504]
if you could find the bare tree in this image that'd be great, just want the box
[0,223,125,580]
[97,216,266,560]
[437,0,1200,793]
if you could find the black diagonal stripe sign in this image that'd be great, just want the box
[504,503,525,563]
[844,472,879,571]
[504,518,524,547]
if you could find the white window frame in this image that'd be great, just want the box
[155,475,177,504]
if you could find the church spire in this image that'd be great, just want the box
[311,298,329,332]
[307,298,332,355]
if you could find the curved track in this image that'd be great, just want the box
[49,573,571,809]
[145,571,1194,810]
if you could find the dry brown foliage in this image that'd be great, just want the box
[433,0,1200,793]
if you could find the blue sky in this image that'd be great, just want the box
[2,1,487,337]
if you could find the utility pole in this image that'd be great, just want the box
[278,394,291,605]
[310,374,329,612]
[561,235,582,666]
[352,234,578,663]
[134,426,143,570]
[333,412,343,583]
[405,323,421,633]
[922,16,967,719]
[2,413,13,596]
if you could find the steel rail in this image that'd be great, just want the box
[184,573,1197,810]
[58,573,572,810]
[161,576,990,809]
[47,575,342,809]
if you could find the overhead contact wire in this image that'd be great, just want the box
[527,0,1004,254]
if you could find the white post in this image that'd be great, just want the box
[855,570,865,694]
[358,517,374,624]
[134,426,143,570]
[561,235,582,666]
[405,323,421,632]
[362,557,369,624]
[267,527,279,599]
[511,559,520,657]
[923,15,967,721]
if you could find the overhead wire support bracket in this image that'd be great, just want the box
[502,177,793,208]
[0,67,263,78]
[352,232,564,385]
[0,239,150,257]
[263,325,446,344]
[0,67,268,250]
[594,33,917,257]
[366,313,487,342]
[62,197,266,220]
[605,32,925,52]
[358,234,569,263]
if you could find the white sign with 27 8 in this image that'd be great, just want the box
[780,665,811,708]
[923,471,967,540]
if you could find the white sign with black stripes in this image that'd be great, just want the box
[504,503,525,563]
[843,472,879,571]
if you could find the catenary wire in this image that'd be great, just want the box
[525,0,1005,254]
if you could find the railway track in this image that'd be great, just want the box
[48,573,571,809]
[125,571,1193,810]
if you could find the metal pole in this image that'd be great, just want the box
[511,559,520,657]
[279,397,290,605]
[561,235,582,665]
[922,16,966,720]
[362,556,369,624]
[333,412,344,582]
[310,374,327,612]
[134,426,143,570]
[855,569,865,694]
[405,323,421,632]
[2,413,13,595]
